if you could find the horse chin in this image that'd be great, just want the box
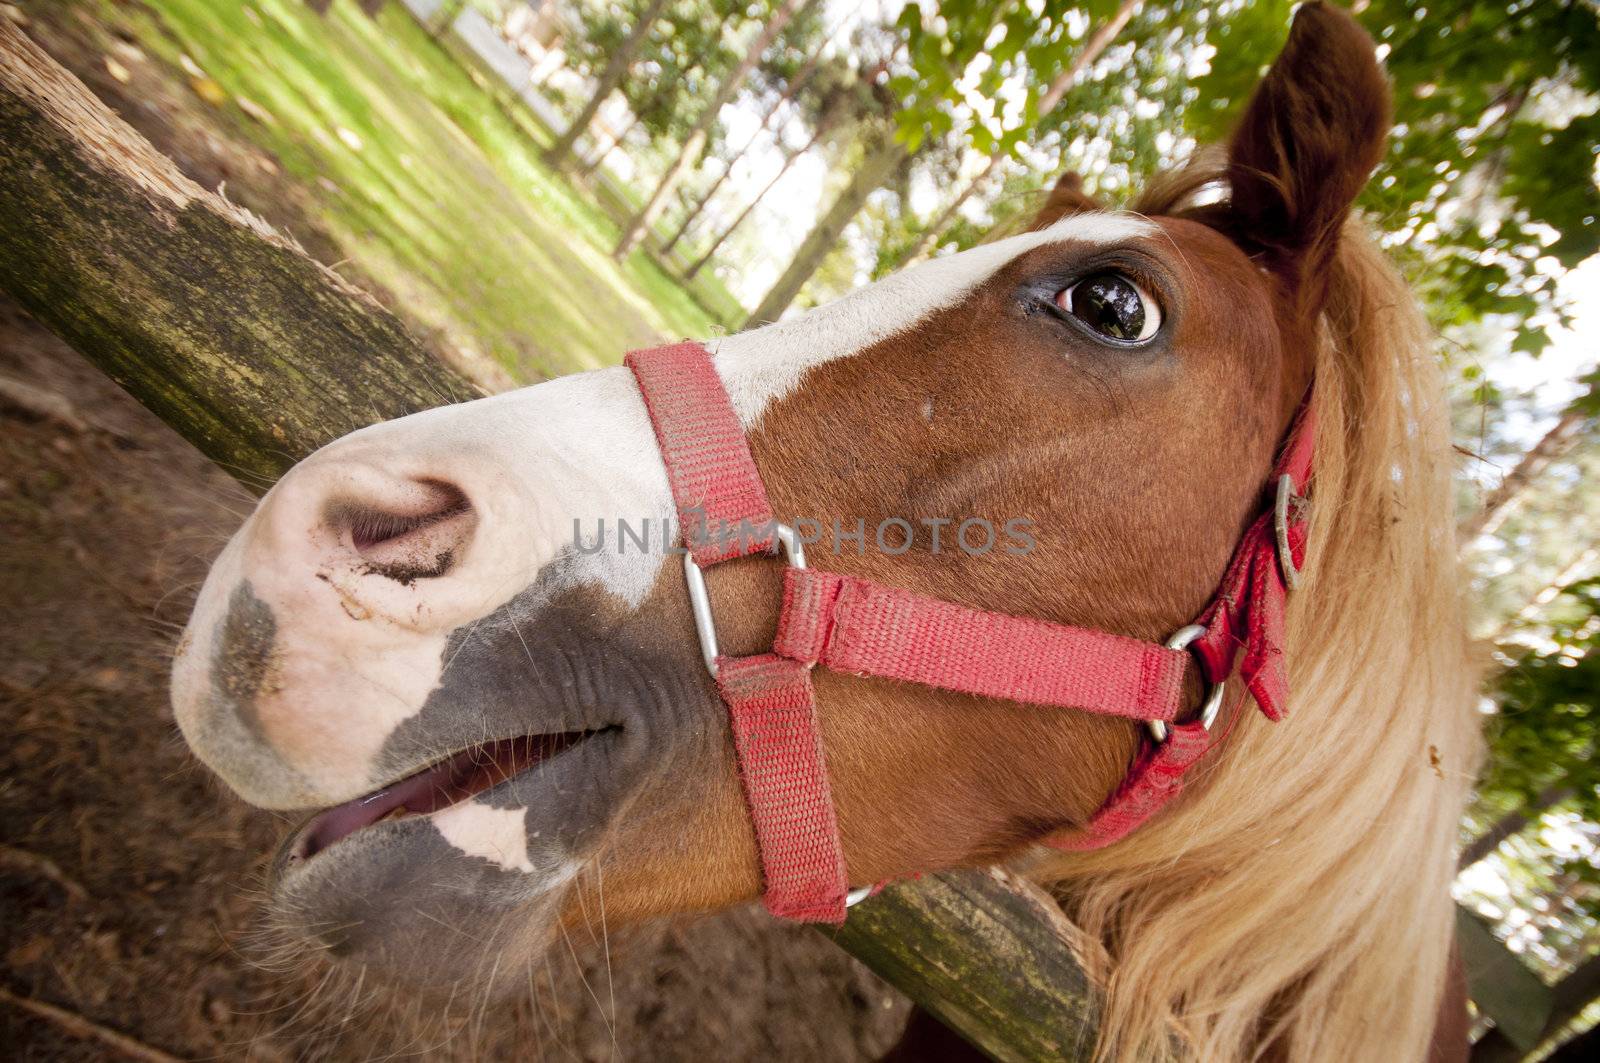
[262,728,629,989]
[265,820,564,992]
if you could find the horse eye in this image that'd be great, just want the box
[1056,272,1162,343]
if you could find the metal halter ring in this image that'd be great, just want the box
[1147,623,1225,744]
[1274,473,1304,592]
[684,522,807,677]
[844,885,874,908]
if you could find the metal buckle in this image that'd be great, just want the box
[1274,473,1305,592]
[1147,624,1225,744]
[684,522,807,677]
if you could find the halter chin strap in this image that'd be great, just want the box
[626,341,1313,923]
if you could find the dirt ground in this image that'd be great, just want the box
[0,7,911,1060]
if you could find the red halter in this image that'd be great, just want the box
[626,341,1313,923]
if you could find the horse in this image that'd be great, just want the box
[170,4,1481,1059]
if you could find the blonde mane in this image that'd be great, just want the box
[1035,159,1485,1061]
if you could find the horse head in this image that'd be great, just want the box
[172,5,1477,1058]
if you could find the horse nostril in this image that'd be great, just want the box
[327,479,476,583]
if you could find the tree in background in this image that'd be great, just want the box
[428,0,469,35]
[1472,580,1600,862]
[742,133,909,324]
[1462,391,1596,542]
[1191,0,1600,360]
[543,0,673,168]
[755,0,1231,317]
[733,8,934,323]
[889,0,1139,269]
[613,0,813,259]
[1454,575,1600,1053]
[738,0,1042,323]
[852,0,1596,379]
[659,13,839,256]
[548,0,803,255]
[865,0,1221,280]
[683,72,858,279]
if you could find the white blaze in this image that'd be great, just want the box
[712,213,1156,427]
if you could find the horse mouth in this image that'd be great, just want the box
[289,729,614,862]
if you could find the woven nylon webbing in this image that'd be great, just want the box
[1193,402,1315,721]
[626,339,1312,909]
[628,342,848,922]
[1045,720,1213,849]
[774,568,1190,722]
[1050,402,1316,849]
[715,654,849,922]
[626,341,774,565]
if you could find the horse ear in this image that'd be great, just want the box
[1030,171,1102,231]
[1227,2,1390,310]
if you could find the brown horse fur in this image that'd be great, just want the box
[576,6,1480,1058]
[1030,171,1104,231]
[172,5,1480,1060]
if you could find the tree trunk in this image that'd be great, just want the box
[660,25,832,256]
[1491,546,1599,641]
[1473,952,1600,1063]
[893,153,1002,269]
[685,103,838,279]
[429,0,469,37]
[1459,784,1575,869]
[0,22,1109,1061]
[613,0,811,260]
[578,102,645,179]
[1462,402,1592,541]
[543,0,672,169]
[579,58,710,180]
[0,19,477,484]
[892,0,1137,270]
[744,135,908,326]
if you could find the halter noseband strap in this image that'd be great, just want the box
[626,341,1312,923]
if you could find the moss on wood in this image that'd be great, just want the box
[0,19,478,485]
[829,869,1100,1062]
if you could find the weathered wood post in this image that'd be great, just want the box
[831,869,1101,1061]
[0,21,1103,1060]
[0,19,478,482]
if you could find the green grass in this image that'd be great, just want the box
[76,0,737,380]
[424,26,751,327]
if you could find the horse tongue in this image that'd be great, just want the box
[297,757,460,859]
[291,734,588,861]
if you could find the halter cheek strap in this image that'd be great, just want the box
[626,341,1312,923]
[1051,401,1314,851]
